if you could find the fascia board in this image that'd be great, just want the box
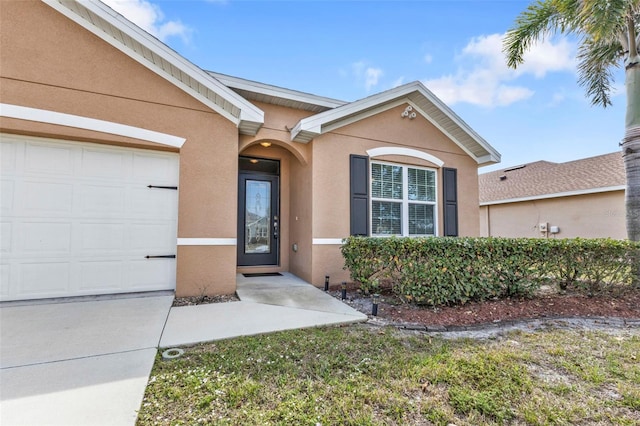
[480,185,626,206]
[210,72,346,109]
[477,153,502,166]
[411,85,502,163]
[42,0,263,132]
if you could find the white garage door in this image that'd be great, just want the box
[1,134,179,301]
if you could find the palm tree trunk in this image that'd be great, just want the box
[623,58,640,285]
[623,58,640,242]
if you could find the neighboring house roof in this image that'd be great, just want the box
[42,0,264,135]
[479,152,625,205]
[290,81,501,166]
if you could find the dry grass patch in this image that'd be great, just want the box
[138,325,639,425]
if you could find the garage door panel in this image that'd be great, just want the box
[0,264,10,298]
[0,135,179,301]
[25,143,74,175]
[23,222,72,252]
[1,142,17,172]
[129,223,174,251]
[80,185,126,214]
[21,262,70,295]
[80,148,129,178]
[1,180,15,213]
[132,153,179,180]
[23,181,74,214]
[79,223,125,251]
[130,188,177,218]
[1,223,11,253]
[128,259,175,290]
[79,261,124,291]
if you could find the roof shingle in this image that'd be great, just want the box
[479,152,624,204]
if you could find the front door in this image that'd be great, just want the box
[237,157,280,266]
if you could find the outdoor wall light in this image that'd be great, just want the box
[341,281,347,300]
[259,141,272,147]
[324,275,330,292]
[249,159,259,164]
[372,294,380,316]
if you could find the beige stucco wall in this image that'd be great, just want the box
[1,1,239,296]
[479,191,626,239]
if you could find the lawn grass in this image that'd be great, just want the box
[138,325,640,425]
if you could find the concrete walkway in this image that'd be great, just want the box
[160,272,367,347]
[0,274,366,425]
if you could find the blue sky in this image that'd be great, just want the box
[103,0,627,172]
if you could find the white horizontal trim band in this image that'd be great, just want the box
[0,103,186,148]
[367,147,444,167]
[480,185,626,206]
[177,238,237,246]
[312,238,345,245]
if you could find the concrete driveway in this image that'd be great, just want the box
[0,294,173,426]
[0,275,367,425]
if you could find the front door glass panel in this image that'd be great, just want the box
[245,180,271,254]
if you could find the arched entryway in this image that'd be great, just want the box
[237,140,309,273]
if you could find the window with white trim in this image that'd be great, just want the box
[371,162,437,236]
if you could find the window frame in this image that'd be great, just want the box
[370,160,438,237]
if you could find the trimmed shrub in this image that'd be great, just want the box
[341,237,640,306]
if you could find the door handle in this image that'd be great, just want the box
[273,215,279,239]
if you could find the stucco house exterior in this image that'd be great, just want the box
[0,0,500,302]
[479,152,625,239]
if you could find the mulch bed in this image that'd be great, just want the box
[334,285,640,327]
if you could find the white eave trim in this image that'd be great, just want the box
[0,103,186,147]
[367,147,444,167]
[480,185,626,206]
[42,0,264,135]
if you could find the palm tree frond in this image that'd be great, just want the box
[576,38,624,107]
[580,0,630,43]
[504,0,564,68]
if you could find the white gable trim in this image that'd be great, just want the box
[480,185,626,206]
[367,147,444,167]
[290,81,500,166]
[42,0,264,135]
[1,103,186,148]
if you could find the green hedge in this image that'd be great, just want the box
[341,237,640,306]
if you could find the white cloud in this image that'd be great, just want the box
[350,61,384,91]
[391,76,405,88]
[424,33,576,107]
[365,67,383,91]
[101,0,190,43]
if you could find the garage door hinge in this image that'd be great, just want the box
[145,255,176,259]
[147,185,178,190]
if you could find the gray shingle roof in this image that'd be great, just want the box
[479,152,625,204]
